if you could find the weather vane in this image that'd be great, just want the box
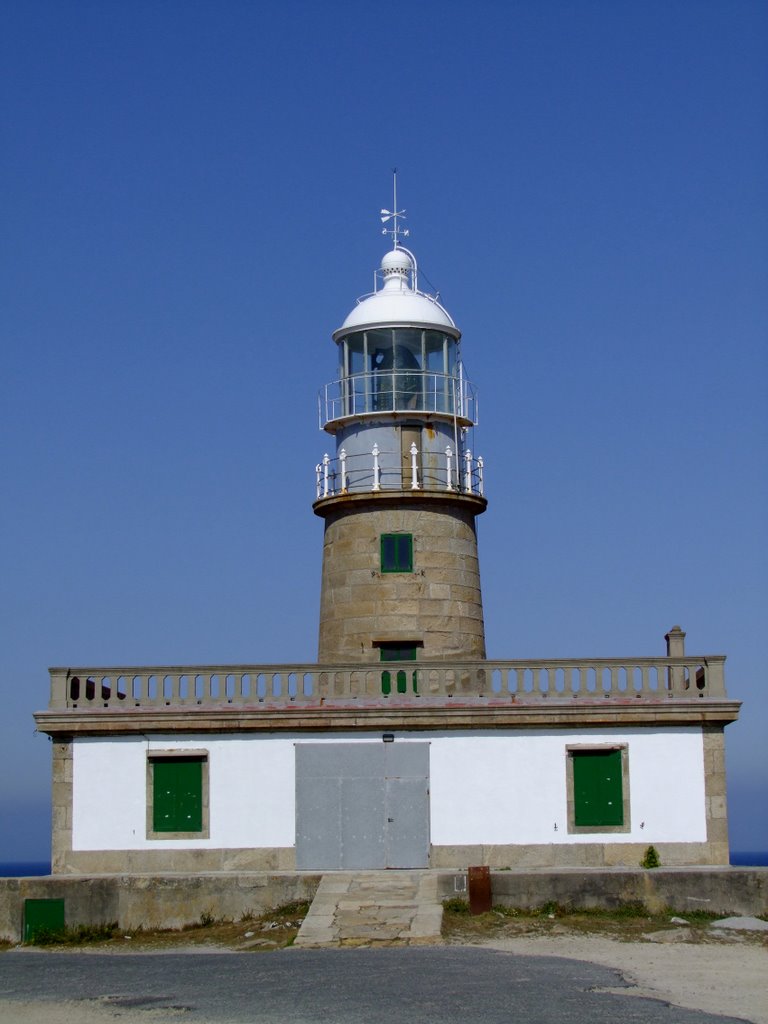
[380,168,410,249]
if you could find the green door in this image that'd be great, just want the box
[23,899,65,942]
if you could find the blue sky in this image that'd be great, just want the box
[1,0,766,859]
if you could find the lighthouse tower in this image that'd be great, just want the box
[314,194,487,664]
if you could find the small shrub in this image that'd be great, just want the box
[640,845,661,869]
[199,910,215,928]
[538,901,564,917]
[491,905,520,917]
[443,897,471,915]
[271,901,310,919]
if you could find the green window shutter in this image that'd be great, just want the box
[380,533,413,572]
[153,758,203,832]
[573,750,623,827]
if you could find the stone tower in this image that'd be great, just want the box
[314,206,487,665]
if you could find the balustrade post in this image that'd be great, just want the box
[315,463,322,500]
[665,625,686,692]
[445,446,454,491]
[477,456,484,496]
[372,443,381,491]
[464,450,473,493]
[410,442,420,490]
[322,453,330,497]
[704,657,726,696]
[339,448,348,493]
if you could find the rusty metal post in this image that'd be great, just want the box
[468,865,491,915]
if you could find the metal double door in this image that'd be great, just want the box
[295,742,430,870]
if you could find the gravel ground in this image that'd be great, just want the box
[468,933,767,1024]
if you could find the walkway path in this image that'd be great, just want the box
[294,870,442,947]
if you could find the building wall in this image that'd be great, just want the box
[70,727,706,856]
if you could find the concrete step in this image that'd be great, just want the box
[294,870,443,947]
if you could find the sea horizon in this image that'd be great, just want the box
[1,851,767,876]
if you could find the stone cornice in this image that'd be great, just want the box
[313,488,488,518]
[34,698,742,736]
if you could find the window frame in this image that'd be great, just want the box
[380,533,413,573]
[146,750,210,840]
[565,744,631,834]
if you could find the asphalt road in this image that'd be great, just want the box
[0,948,752,1024]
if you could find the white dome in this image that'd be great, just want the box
[335,248,457,336]
[380,248,413,276]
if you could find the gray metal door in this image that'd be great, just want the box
[295,743,429,869]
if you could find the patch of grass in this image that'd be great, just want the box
[441,897,768,947]
[27,922,119,946]
[676,909,721,924]
[271,900,311,920]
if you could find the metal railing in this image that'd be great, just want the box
[315,443,484,499]
[47,655,728,710]
[319,370,478,427]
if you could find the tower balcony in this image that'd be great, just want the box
[319,370,478,431]
[314,443,484,501]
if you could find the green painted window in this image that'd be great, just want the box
[379,643,418,662]
[380,533,413,573]
[152,757,203,833]
[572,749,624,827]
[380,644,418,695]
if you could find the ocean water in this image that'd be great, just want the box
[0,862,51,877]
[729,851,768,867]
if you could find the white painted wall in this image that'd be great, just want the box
[71,727,706,851]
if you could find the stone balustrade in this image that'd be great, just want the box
[47,655,728,711]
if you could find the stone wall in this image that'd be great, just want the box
[0,873,322,943]
[439,868,768,917]
[1,868,765,942]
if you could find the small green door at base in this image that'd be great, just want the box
[23,898,65,942]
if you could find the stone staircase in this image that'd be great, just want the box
[294,870,443,947]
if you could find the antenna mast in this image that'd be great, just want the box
[380,168,410,249]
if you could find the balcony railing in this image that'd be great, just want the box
[315,443,484,499]
[319,370,478,427]
[47,655,728,711]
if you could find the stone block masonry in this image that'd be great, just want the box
[317,494,486,662]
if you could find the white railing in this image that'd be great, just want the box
[315,444,485,499]
[319,370,478,426]
[46,655,729,710]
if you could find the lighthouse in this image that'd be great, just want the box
[33,188,740,884]
[314,190,487,666]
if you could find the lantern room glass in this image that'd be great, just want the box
[337,329,459,416]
